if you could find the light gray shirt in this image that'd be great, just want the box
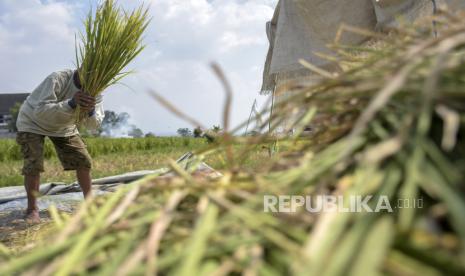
[16,69,104,137]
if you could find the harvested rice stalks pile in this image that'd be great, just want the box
[1,12,465,276]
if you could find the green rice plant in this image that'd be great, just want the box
[0,137,207,163]
[75,0,150,121]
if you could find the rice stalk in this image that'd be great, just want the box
[75,0,150,122]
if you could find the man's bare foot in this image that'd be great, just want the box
[24,209,41,224]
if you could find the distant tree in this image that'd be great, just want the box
[98,110,142,137]
[129,127,144,138]
[193,126,203,138]
[177,128,192,137]
[117,112,130,125]
[101,110,118,127]
[203,125,223,143]
[145,132,156,138]
[101,111,130,129]
[211,125,222,133]
[99,110,118,136]
[7,102,22,133]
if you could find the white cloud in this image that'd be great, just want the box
[0,0,79,91]
[0,0,278,134]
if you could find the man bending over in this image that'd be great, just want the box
[16,69,104,223]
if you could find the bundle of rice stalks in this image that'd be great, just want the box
[75,0,150,121]
[1,11,465,276]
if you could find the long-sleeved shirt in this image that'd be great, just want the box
[16,69,104,137]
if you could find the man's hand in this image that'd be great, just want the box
[71,91,96,112]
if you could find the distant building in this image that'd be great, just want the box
[0,93,29,137]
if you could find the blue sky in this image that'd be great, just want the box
[0,0,277,135]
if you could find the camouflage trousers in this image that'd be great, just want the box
[16,132,92,175]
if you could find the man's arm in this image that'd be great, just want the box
[32,75,75,122]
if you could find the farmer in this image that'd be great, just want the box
[16,69,104,223]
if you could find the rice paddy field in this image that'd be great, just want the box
[0,136,208,163]
[0,137,206,188]
[0,136,279,188]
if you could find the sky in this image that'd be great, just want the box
[0,0,278,135]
